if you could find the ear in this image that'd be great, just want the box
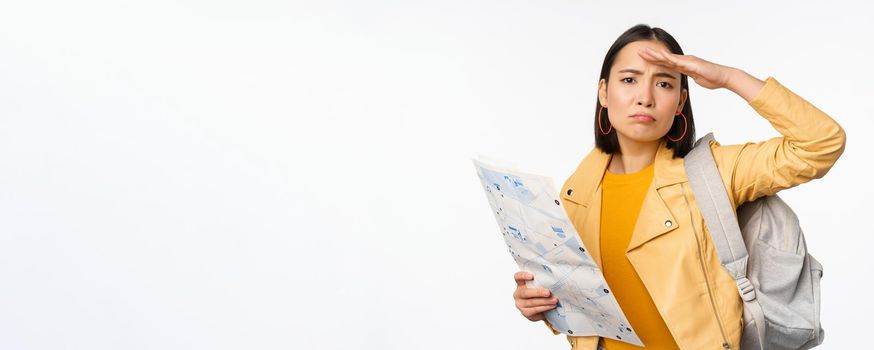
[676,88,688,113]
[598,78,608,107]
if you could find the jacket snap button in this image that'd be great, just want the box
[664,220,673,227]
[566,188,573,196]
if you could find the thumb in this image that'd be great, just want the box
[514,271,534,286]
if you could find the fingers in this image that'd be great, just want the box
[637,47,664,63]
[518,287,551,299]
[518,295,558,308]
[639,47,678,68]
[519,302,558,321]
[638,47,691,75]
[513,286,548,300]
[512,271,558,321]
[513,271,533,286]
[514,287,555,309]
[526,304,558,315]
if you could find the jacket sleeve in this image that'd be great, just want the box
[710,76,847,208]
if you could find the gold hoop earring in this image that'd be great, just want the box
[598,106,612,135]
[667,112,687,142]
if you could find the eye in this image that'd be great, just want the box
[657,81,673,89]
[621,77,634,83]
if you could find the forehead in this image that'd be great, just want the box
[612,40,674,73]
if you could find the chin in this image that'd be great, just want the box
[617,130,669,143]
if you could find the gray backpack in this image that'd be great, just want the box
[684,133,825,350]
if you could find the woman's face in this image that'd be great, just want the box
[599,40,688,144]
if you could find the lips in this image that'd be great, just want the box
[630,114,655,122]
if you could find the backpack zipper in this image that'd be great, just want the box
[680,184,731,349]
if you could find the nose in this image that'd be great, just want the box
[636,82,654,107]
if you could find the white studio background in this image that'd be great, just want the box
[0,1,871,349]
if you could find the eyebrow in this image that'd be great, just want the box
[618,68,678,80]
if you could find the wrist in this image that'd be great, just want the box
[723,67,745,91]
[724,68,765,102]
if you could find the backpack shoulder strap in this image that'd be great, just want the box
[685,132,766,350]
[684,132,749,276]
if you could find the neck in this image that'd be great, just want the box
[609,137,660,174]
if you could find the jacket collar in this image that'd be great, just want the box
[561,139,687,268]
[566,138,686,196]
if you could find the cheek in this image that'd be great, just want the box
[655,94,679,129]
[658,94,680,114]
[604,88,633,118]
[659,116,676,131]
[607,86,635,104]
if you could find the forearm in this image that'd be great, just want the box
[725,68,845,162]
[712,75,847,205]
[725,68,765,103]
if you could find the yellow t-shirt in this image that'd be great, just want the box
[599,161,679,350]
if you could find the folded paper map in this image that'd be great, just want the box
[473,157,643,347]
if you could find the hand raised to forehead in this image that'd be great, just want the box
[638,47,735,90]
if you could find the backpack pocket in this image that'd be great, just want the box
[749,239,817,349]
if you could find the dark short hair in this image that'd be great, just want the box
[594,24,695,159]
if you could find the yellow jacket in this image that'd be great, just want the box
[554,76,846,349]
